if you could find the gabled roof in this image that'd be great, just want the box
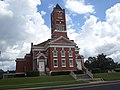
[76,54,84,59]
[37,52,47,59]
[34,39,52,47]
[32,36,77,49]
[49,36,76,45]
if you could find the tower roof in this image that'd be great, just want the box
[55,4,62,10]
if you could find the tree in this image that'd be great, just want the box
[84,53,117,73]
[0,69,3,79]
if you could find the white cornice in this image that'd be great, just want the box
[36,52,47,59]
[32,44,75,51]
[49,36,76,45]
[32,36,77,51]
[52,29,67,34]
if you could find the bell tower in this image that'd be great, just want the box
[51,4,67,38]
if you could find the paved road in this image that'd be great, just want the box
[73,84,120,90]
[55,81,120,90]
[21,81,120,90]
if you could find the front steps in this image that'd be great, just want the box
[76,74,93,81]
[39,72,46,76]
[70,71,103,82]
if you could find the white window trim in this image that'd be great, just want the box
[69,49,73,57]
[69,58,74,67]
[53,48,58,57]
[61,48,65,57]
[62,59,66,67]
[53,59,58,68]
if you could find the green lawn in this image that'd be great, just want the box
[1,72,120,89]
[94,72,120,81]
[0,75,86,90]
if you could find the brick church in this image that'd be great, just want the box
[16,4,85,75]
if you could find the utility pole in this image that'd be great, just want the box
[0,51,3,70]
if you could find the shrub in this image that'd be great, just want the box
[9,70,16,73]
[73,70,84,74]
[15,74,25,77]
[0,69,3,79]
[101,70,108,73]
[51,71,70,76]
[114,68,120,72]
[26,71,39,77]
[92,68,101,73]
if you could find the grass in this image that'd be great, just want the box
[0,75,86,90]
[0,75,73,85]
[94,72,120,81]
[2,72,120,89]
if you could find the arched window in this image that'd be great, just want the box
[69,48,73,57]
[53,48,58,57]
[61,48,65,57]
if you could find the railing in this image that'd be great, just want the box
[70,71,77,80]
[86,69,93,79]
[82,63,93,80]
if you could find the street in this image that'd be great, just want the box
[55,81,120,90]
[27,81,120,90]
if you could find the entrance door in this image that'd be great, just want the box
[77,60,82,70]
[39,61,45,72]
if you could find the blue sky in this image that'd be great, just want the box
[37,0,120,32]
[0,0,120,71]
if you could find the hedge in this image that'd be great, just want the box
[73,70,84,74]
[51,71,70,76]
[26,71,39,77]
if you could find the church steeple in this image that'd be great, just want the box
[55,4,62,10]
[51,4,67,38]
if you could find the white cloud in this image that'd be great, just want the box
[0,0,50,71]
[67,28,79,41]
[0,1,13,17]
[40,11,46,16]
[69,3,120,62]
[0,0,120,71]
[48,3,54,9]
[106,3,120,24]
[66,14,74,29]
[65,0,95,14]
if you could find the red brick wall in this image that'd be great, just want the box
[51,6,67,38]
[25,55,32,72]
[52,32,67,38]
[33,51,39,57]
[34,59,37,71]
[49,47,77,71]
[16,60,25,73]
[49,47,54,71]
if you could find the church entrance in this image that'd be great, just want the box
[39,61,45,72]
[77,60,82,70]
[36,52,47,75]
